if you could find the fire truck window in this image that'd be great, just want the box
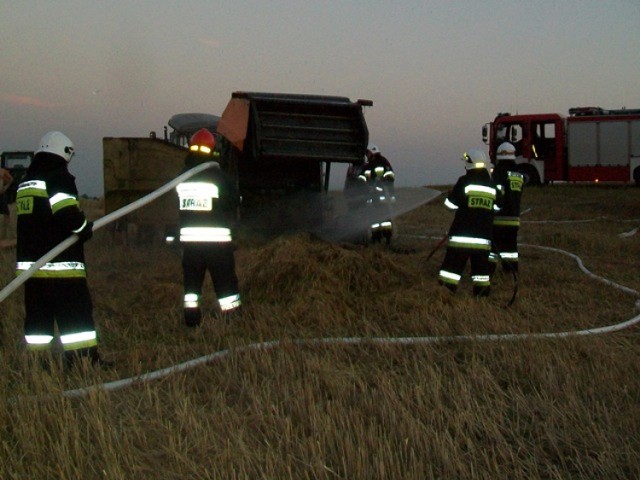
[510,124,524,156]
[533,123,556,159]
[496,125,508,143]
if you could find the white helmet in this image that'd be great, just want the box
[496,142,516,160]
[36,131,75,162]
[367,143,380,155]
[462,148,488,170]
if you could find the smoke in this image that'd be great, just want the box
[318,187,443,243]
[238,187,442,243]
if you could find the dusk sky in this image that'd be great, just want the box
[1,1,639,196]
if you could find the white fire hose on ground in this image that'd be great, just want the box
[0,161,218,304]
[60,244,640,398]
[62,228,640,398]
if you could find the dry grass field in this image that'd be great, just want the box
[1,184,639,479]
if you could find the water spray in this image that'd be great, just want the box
[0,161,218,304]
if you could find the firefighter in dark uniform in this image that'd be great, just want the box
[490,142,524,274]
[0,167,13,239]
[359,144,396,244]
[176,128,241,327]
[438,148,499,297]
[15,131,106,367]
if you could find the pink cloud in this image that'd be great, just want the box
[198,37,220,48]
[1,93,63,108]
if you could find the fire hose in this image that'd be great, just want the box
[0,161,218,304]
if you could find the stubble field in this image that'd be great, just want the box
[0,184,639,479]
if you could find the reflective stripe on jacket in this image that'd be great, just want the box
[445,168,499,245]
[177,154,239,244]
[15,154,88,278]
[493,166,523,225]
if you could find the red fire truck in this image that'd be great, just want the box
[482,107,640,185]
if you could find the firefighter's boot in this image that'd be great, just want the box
[473,285,491,298]
[488,252,499,277]
[502,261,518,273]
[64,347,113,370]
[28,350,59,373]
[439,280,458,294]
[184,308,202,327]
[221,305,243,322]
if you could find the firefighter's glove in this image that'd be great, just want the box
[76,221,94,243]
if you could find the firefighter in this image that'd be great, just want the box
[438,148,499,297]
[15,131,108,367]
[0,167,13,238]
[176,128,241,327]
[359,144,396,244]
[490,142,524,274]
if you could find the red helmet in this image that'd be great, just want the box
[189,128,216,154]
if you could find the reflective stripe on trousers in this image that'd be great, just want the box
[438,270,461,286]
[25,330,97,351]
[472,274,490,286]
[184,293,200,309]
[184,292,241,311]
[500,251,519,261]
[219,293,241,311]
[448,235,491,250]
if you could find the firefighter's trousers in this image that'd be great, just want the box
[490,225,519,274]
[438,246,491,297]
[182,242,240,326]
[24,278,97,352]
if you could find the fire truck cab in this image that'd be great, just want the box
[483,107,640,185]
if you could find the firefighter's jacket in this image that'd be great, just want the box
[15,153,90,278]
[359,154,395,183]
[444,167,499,251]
[358,154,396,203]
[176,153,239,243]
[492,162,523,227]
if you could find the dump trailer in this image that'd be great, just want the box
[216,91,371,235]
[0,150,34,203]
[103,92,371,242]
[482,107,640,185]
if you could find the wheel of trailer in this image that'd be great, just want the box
[517,164,541,186]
